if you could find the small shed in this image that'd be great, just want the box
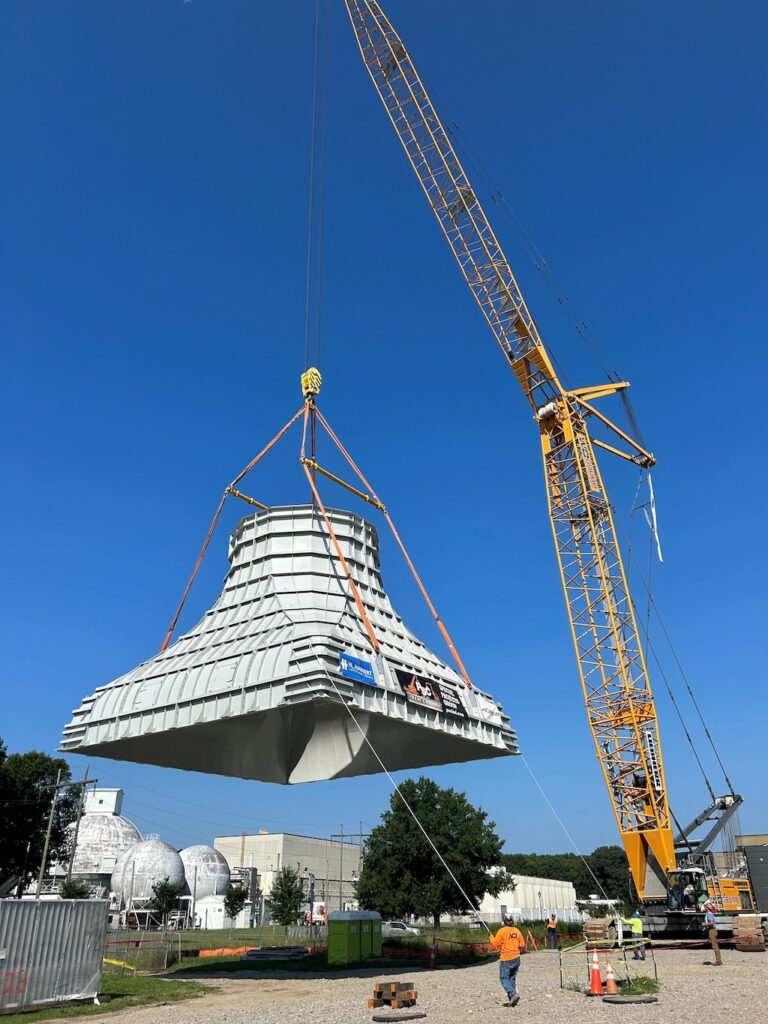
[327,910,381,966]
[194,894,252,930]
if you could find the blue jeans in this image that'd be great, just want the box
[499,958,521,998]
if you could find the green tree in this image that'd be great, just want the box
[0,741,79,886]
[269,868,305,926]
[223,883,248,922]
[589,845,633,906]
[500,845,631,908]
[356,777,508,929]
[60,878,92,899]
[149,878,185,931]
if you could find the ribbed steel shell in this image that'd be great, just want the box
[68,814,142,878]
[0,899,108,1010]
[61,506,518,782]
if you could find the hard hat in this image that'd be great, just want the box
[503,913,515,925]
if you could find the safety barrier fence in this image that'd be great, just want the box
[558,939,658,992]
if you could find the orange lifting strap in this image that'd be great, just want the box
[158,387,474,691]
[159,406,304,652]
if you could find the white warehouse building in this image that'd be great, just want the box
[478,873,581,924]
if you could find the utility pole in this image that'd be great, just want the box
[330,825,369,913]
[339,824,344,910]
[65,766,91,883]
[36,769,62,898]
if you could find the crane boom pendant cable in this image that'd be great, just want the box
[303,0,330,372]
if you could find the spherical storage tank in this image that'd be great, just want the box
[180,845,231,899]
[68,814,142,879]
[111,835,185,900]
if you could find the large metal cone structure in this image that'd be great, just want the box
[62,506,518,782]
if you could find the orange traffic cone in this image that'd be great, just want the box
[587,950,604,997]
[604,959,619,996]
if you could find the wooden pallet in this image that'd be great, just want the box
[368,980,419,1009]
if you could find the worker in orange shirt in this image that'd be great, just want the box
[490,914,526,1007]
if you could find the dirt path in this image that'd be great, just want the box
[37,949,768,1024]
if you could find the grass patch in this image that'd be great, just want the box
[171,949,493,975]
[564,975,660,996]
[563,980,586,994]
[171,953,335,974]
[620,975,659,995]
[1,976,211,1022]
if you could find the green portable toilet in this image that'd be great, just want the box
[360,911,382,958]
[360,916,372,959]
[327,911,363,966]
[370,912,383,956]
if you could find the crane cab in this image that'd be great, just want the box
[666,867,709,912]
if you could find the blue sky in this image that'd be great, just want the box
[2,0,766,858]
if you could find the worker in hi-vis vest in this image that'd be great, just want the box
[621,911,646,960]
[546,913,558,949]
[490,914,526,1006]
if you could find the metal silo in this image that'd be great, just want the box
[180,845,231,900]
[111,836,184,902]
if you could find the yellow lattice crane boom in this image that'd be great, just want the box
[342,0,682,904]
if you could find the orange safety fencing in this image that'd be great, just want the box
[383,937,494,961]
[198,946,259,958]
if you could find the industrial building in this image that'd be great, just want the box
[737,836,768,912]
[215,831,362,916]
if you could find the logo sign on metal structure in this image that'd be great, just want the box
[339,652,377,687]
[395,669,467,717]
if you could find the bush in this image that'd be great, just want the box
[60,878,92,899]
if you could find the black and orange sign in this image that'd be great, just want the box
[395,669,467,717]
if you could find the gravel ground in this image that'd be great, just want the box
[56,949,768,1024]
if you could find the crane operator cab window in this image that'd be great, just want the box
[667,870,709,911]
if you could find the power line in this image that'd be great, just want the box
[94,767,333,830]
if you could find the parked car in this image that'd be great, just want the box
[383,920,420,936]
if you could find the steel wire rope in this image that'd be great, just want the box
[422,73,618,384]
[621,481,716,801]
[614,513,733,797]
[303,0,322,370]
[308,646,494,934]
[304,516,490,928]
[421,73,655,457]
[303,0,330,371]
[519,756,610,901]
[313,0,330,370]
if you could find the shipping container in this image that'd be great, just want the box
[0,899,108,1011]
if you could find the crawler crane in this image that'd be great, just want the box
[343,0,753,933]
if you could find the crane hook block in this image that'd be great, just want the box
[301,367,323,401]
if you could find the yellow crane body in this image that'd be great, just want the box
[343,0,679,900]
